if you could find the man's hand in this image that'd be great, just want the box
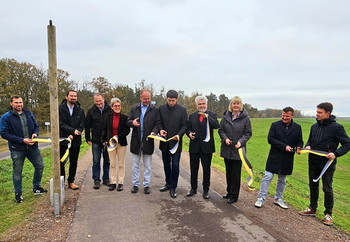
[296,147,301,155]
[305,146,311,150]
[87,141,92,145]
[189,132,196,140]
[225,138,232,146]
[74,130,81,136]
[23,138,35,146]
[286,145,294,152]
[68,135,73,140]
[132,118,140,127]
[31,133,38,139]
[160,130,167,137]
[326,152,336,160]
[235,141,241,149]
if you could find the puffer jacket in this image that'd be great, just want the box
[218,109,252,160]
[306,115,350,165]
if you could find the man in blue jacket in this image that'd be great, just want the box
[255,107,303,209]
[0,95,47,203]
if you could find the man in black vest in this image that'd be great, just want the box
[186,96,219,199]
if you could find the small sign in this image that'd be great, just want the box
[45,122,50,126]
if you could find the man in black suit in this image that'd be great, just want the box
[186,96,219,199]
[158,90,188,198]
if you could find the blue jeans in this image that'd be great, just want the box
[92,143,110,182]
[258,171,287,201]
[11,147,44,194]
[161,150,181,189]
[132,153,152,187]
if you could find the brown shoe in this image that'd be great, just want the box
[299,207,316,216]
[69,183,79,190]
[323,214,333,226]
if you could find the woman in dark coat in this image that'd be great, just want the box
[101,98,130,191]
[218,96,252,203]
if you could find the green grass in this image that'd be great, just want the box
[183,118,350,233]
[0,140,90,237]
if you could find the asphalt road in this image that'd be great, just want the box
[0,143,51,160]
[67,148,276,242]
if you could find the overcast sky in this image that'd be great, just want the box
[1,0,350,116]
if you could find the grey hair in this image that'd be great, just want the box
[195,96,207,104]
[110,97,121,107]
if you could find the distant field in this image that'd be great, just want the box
[183,118,350,233]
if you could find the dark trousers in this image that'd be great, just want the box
[161,150,181,189]
[309,160,336,215]
[224,159,242,200]
[60,144,80,184]
[189,150,212,192]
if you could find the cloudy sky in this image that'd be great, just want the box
[1,0,350,116]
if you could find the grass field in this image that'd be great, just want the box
[0,140,90,237]
[183,118,350,233]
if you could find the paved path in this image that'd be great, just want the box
[67,148,276,242]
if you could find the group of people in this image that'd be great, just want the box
[1,90,349,227]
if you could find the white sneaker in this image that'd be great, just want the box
[274,198,288,209]
[255,197,264,208]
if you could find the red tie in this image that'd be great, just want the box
[199,115,203,122]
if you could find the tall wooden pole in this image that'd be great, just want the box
[47,20,61,214]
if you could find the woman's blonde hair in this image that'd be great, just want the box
[228,96,243,112]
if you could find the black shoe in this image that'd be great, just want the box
[227,198,237,204]
[33,186,48,195]
[131,186,139,193]
[109,184,116,191]
[159,184,170,192]
[14,193,23,203]
[186,189,197,197]
[170,189,177,198]
[223,194,229,199]
[203,191,210,199]
[93,181,100,189]
[117,184,123,191]
[103,179,110,186]
[144,187,151,194]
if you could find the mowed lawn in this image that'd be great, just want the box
[183,118,350,233]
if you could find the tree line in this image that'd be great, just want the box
[0,58,302,127]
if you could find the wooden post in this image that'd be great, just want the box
[47,20,61,214]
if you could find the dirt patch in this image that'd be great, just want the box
[0,151,92,242]
[1,149,349,242]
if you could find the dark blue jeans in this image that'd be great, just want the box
[161,150,181,189]
[11,147,44,194]
[309,160,336,215]
[92,142,110,182]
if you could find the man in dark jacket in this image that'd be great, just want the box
[0,95,47,203]
[255,107,303,209]
[158,90,188,198]
[85,93,112,189]
[127,89,161,194]
[299,102,350,226]
[186,96,219,199]
[59,90,85,190]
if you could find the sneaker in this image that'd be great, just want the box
[255,197,264,208]
[274,198,288,209]
[93,181,100,189]
[299,207,316,216]
[33,186,48,195]
[323,214,333,226]
[14,193,23,203]
[103,179,110,186]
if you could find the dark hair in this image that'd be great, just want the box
[10,95,22,102]
[317,102,333,113]
[166,89,178,99]
[66,90,77,96]
[283,107,294,114]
